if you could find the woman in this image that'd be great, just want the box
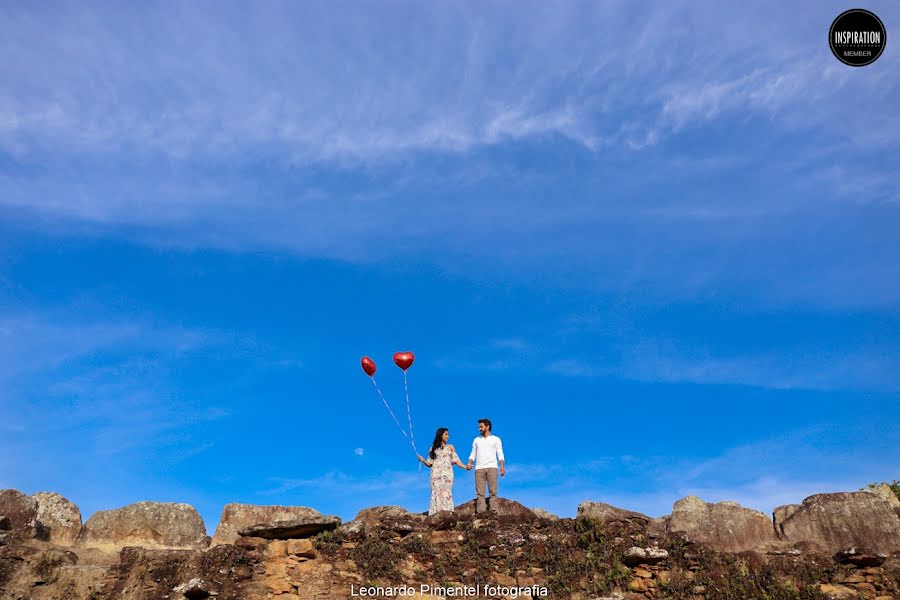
[418,427,470,515]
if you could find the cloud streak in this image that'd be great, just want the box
[1,0,898,312]
[502,427,899,517]
[255,426,898,520]
[437,323,900,393]
[544,347,900,392]
[1,2,895,165]
[0,312,242,464]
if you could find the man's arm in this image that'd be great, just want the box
[495,437,505,476]
[467,439,477,469]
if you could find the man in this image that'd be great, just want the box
[467,418,505,514]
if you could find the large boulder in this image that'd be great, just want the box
[773,504,801,537]
[455,497,537,519]
[867,484,900,511]
[531,508,559,521]
[238,515,340,540]
[648,516,670,536]
[578,501,651,526]
[833,547,887,567]
[78,501,208,551]
[780,491,900,554]
[0,489,38,537]
[342,506,426,535]
[33,492,82,545]
[668,496,778,552]
[211,503,324,546]
[425,510,459,530]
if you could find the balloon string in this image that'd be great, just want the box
[371,377,418,457]
[371,377,407,438]
[404,371,416,455]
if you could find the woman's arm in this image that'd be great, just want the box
[417,454,432,468]
[448,445,466,468]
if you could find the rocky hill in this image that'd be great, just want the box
[2,486,899,600]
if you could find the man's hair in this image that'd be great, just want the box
[478,418,492,431]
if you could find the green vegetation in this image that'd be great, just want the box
[401,534,436,559]
[349,535,401,581]
[400,533,453,585]
[319,513,894,599]
[312,529,345,557]
[537,516,631,598]
[459,520,493,586]
[662,542,830,600]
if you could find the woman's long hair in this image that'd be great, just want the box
[429,428,449,461]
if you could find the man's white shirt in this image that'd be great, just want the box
[469,434,504,470]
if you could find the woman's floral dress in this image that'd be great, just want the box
[429,445,459,515]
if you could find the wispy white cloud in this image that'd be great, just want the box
[262,469,424,496]
[489,338,534,353]
[260,469,431,517]
[0,312,248,463]
[0,3,611,163]
[497,426,898,517]
[434,337,537,372]
[544,344,900,392]
[507,475,867,520]
[1,1,898,311]
[0,313,206,383]
[1,2,895,166]
[450,326,900,392]
[658,60,833,133]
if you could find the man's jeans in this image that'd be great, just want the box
[474,467,499,513]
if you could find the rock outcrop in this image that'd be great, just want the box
[773,503,801,537]
[33,492,82,545]
[868,483,900,509]
[578,500,652,526]
[211,503,325,546]
[0,489,38,537]
[779,490,900,553]
[668,495,779,552]
[342,505,426,535]
[3,486,900,600]
[238,516,340,540]
[0,542,265,600]
[0,490,82,545]
[112,545,263,599]
[648,515,669,536]
[623,545,669,566]
[454,497,537,519]
[78,501,208,551]
[530,507,559,520]
[834,547,888,567]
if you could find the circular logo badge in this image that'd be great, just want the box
[829,9,887,67]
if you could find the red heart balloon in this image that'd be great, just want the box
[361,356,377,377]
[393,351,415,371]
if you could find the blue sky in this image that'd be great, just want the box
[1,1,899,534]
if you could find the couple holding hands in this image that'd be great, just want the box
[417,418,505,515]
